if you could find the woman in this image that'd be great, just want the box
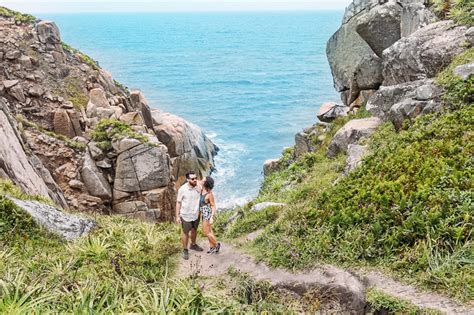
[199,176,221,254]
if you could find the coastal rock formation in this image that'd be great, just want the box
[344,144,368,174]
[317,102,349,123]
[151,110,218,186]
[0,9,217,222]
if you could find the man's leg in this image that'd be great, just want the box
[181,231,189,249]
[190,228,197,245]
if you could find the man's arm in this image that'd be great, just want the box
[176,201,182,224]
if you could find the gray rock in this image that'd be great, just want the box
[5,50,21,60]
[328,117,382,157]
[263,159,280,177]
[0,100,58,200]
[113,200,148,214]
[81,152,112,200]
[344,144,368,174]
[152,110,218,185]
[36,21,61,50]
[10,198,96,241]
[111,137,142,154]
[353,54,383,91]
[130,90,154,129]
[28,85,44,97]
[294,132,313,157]
[3,80,19,89]
[8,84,26,103]
[383,21,469,85]
[68,179,85,190]
[96,158,112,169]
[88,88,109,108]
[87,142,105,160]
[355,2,402,57]
[251,202,286,212]
[415,82,441,101]
[317,102,349,123]
[366,80,426,119]
[129,210,160,223]
[114,144,170,192]
[389,99,427,130]
[400,1,437,38]
[98,69,117,94]
[453,63,474,81]
[326,16,374,92]
[342,0,379,25]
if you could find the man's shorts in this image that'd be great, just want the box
[181,217,200,234]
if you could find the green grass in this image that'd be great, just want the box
[431,0,474,26]
[91,118,149,151]
[366,289,441,314]
[0,6,35,24]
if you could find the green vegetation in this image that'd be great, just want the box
[16,115,86,151]
[0,6,35,24]
[436,48,474,109]
[61,42,100,70]
[366,289,441,314]
[91,118,149,151]
[431,0,474,26]
[234,52,474,302]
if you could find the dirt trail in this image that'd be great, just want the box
[176,239,473,314]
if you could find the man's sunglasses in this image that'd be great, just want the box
[188,177,197,180]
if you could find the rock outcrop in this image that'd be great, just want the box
[0,10,217,222]
[327,117,381,157]
[151,110,218,186]
[10,197,96,240]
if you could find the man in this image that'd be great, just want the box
[176,171,204,260]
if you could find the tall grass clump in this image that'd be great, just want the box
[431,0,474,26]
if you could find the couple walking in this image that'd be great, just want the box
[176,171,220,260]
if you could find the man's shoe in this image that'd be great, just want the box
[182,249,189,260]
[216,242,221,253]
[190,243,204,252]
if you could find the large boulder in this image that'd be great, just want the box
[326,17,375,93]
[353,54,383,91]
[10,198,96,241]
[114,143,170,193]
[453,63,474,80]
[0,100,65,204]
[36,21,62,50]
[81,152,112,200]
[130,90,154,129]
[53,109,76,138]
[383,21,470,86]
[328,117,382,157]
[151,110,218,185]
[88,88,109,108]
[355,1,402,57]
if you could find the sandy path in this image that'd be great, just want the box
[176,239,473,314]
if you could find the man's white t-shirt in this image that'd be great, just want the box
[177,183,201,222]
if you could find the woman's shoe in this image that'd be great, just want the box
[206,247,216,254]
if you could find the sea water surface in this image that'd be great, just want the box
[39,11,342,208]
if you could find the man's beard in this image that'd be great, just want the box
[189,181,197,187]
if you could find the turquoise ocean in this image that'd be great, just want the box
[39,11,343,208]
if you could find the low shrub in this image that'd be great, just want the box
[91,118,148,151]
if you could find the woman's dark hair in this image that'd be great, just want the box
[203,176,214,191]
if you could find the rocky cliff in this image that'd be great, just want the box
[0,7,218,221]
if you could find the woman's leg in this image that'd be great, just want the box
[203,221,217,248]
